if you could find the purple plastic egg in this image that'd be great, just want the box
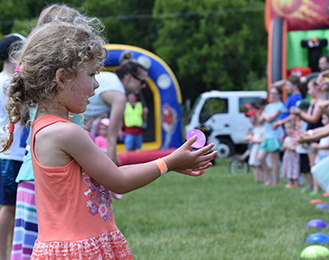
[306,219,328,229]
[186,129,206,148]
[316,203,329,209]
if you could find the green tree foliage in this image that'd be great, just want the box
[153,0,267,101]
[0,0,267,102]
[82,0,160,52]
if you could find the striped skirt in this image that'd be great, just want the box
[11,181,38,260]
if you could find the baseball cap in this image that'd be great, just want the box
[0,33,26,61]
[245,101,259,110]
[296,99,310,110]
[244,108,259,117]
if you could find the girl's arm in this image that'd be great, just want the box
[313,140,329,150]
[243,133,252,142]
[282,138,288,151]
[250,132,264,144]
[297,124,329,143]
[319,143,329,150]
[100,90,127,163]
[282,137,297,151]
[271,114,296,129]
[292,102,322,125]
[318,100,329,116]
[262,110,280,123]
[317,70,329,91]
[249,137,260,144]
[52,123,217,194]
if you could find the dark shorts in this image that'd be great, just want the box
[0,159,22,205]
[300,154,310,174]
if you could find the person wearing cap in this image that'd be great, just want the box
[0,33,26,260]
[95,118,111,152]
[244,107,266,182]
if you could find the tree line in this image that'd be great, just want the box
[0,0,267,103]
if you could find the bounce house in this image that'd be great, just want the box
[265,0,329,95]
[103,44,182,164]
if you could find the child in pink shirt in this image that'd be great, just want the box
[0,20,217,259]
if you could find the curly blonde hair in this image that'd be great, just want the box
[0,19,106,152]
[36,4,82,27]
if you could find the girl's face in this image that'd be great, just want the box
[64,60,99,114]
[98,124,108,137]
[285,81,295,94]
[307,82,318,98]
[285,125,295,136]
[127,93,137,103]
[249,115,257,125]
[269,88,280,102]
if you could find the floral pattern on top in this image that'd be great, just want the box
[81,169,114,222]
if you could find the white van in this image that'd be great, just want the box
[185,90,267,158]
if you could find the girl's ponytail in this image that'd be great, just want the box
[0,70,25,152]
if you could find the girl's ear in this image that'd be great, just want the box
[125,73,132,81]
[55,68,66,90]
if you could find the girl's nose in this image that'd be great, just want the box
[94,79,99,90]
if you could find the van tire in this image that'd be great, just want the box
[215,138,235,158]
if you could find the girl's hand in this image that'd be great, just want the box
[271,121,279,130]
[290,107,301,115]
[318,100,329,110]
[295,133,306,143]
[317,70,329,91]
[167,136,218,176]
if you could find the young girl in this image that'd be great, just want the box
[271,75,303,129]
[294,99,312,191]
[0,33,26,260]
[312,114,329,165]
[244,110,265,182]
[95,118,110,152]
[123,92,146,151]
[291,78,325,194]
[10,5,101,259]
[281,120,300,188]
[1,21,217,259]
[258,86,287,185]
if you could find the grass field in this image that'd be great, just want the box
[113,158,329,260]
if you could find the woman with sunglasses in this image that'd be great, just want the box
[84,51,148,187]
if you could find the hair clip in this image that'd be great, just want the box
[15,66,20,72]
[8,123,15,133]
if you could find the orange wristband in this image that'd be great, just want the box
[277,120,282,126]
[154,159,168,176]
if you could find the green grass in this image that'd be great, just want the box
[113,158,329,260]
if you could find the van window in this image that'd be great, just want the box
[199,98,228,123]
[239,97,261,113]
